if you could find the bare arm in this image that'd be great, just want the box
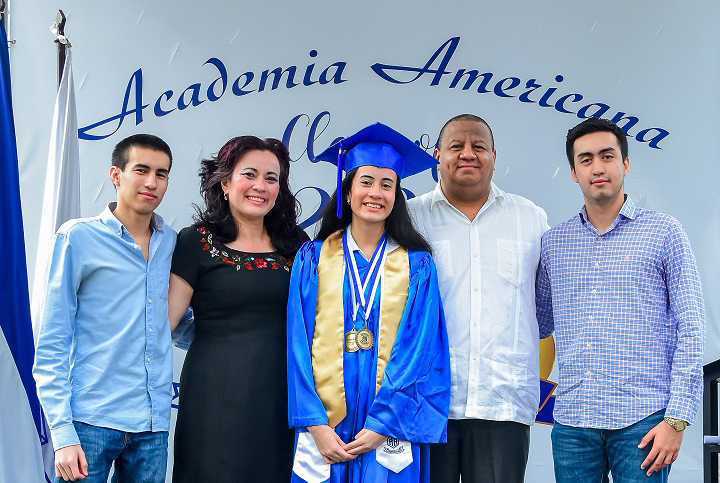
[168,273,193,331]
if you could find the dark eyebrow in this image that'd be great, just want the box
[576,147,616,159]
[359,174,375,180]
[132,163,169,174]
[381,177,395,184]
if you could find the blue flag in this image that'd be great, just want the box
[0,20,47,482]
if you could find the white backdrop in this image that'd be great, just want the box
[9,1,719,481]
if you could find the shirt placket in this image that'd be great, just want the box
[144,230,160,430]
[467,217,482,412]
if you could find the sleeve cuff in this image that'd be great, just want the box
[290,415,329,428]
[364,416,394,439]
[665,401,698,425]
[51,422,80,450]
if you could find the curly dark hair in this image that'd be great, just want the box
[315,168,432,254]
[195,136,307,258]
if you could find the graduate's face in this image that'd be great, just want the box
[221,150,281,223]
[110,147,170,216]
[346,166,397,228]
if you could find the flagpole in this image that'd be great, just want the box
[54,10,67,87]
[1,0,16,45]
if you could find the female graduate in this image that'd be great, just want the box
[287,123,451,483]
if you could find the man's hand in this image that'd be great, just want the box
[55,444,88,481]
[307,425,357,464]
[638,421,684,476]
[344,429,387,455]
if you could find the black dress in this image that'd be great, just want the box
[171,225,304,483]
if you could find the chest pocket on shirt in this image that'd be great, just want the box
[497,239,533,287]
[433,240,454,285]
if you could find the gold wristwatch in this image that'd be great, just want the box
[663,417,688,431]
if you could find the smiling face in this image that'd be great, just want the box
[110,146,170,216]
[346,165,397,228]
[436,119,496,200]
[221,149,281,223]
[570,131,630,207]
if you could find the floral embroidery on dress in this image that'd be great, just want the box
[196,226,292,272]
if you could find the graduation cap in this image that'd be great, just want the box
[314,122,438,217]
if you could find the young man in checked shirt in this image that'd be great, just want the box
[535,117,705,482]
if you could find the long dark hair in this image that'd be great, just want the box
[315,168,432,254]
[195,136,306,257]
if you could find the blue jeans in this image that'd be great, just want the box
[55,421,168,483]
[552,410,669,483]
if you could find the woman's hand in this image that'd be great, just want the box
[307,425,357,464]
[344,429,388,455]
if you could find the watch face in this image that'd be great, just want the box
[676,420,687,430]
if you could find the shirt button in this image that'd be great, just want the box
[149,386,153,390]
[591,289,597,294]
[594,262,600,268]
[586,342,592,349]
[148,298,153,305]
[148,328,153,333]
[585,370,592,376]
[147,357,151,362]
[473,287,478,292]
[589,315,594,321]
[134,244,140,250]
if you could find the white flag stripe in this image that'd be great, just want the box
[31,48,80,482]
[0,332,46,483]
[31,49,80,329]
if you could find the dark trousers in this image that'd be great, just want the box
[430,418,530,483]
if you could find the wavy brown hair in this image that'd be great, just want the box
[195,136,306,257]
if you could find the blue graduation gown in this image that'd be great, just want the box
[287,240,450,483]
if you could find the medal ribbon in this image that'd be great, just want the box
[313,230,410,428]
[342,231,387,326]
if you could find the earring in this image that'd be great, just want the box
[223,192,228,201]
[346,199,351,205]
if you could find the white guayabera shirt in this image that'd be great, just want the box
[408,182,549,425]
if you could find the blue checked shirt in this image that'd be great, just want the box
[536,197,704,429]
[33,204,176,449]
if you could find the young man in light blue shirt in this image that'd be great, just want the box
[33,134,176,483]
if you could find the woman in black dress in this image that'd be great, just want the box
[168,136,308,483]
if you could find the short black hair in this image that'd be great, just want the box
[437,114,494,150]
[111,134,173,171]
[566,118,628,168]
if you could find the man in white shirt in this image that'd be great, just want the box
[408,114,549,483]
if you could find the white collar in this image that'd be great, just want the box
[345,225,399,261]
[430,181,504,210]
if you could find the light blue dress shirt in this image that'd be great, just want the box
[33,203,176,449]
[536,197,705,429]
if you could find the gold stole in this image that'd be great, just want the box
[312,230,409,428]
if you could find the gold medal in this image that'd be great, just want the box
[345,329,359,352]
[356,328,374,350]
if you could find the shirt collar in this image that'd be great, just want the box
[345,225,399,261]
[100,202,165,236]
[578,195,637,224]
[430,181,504,211]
